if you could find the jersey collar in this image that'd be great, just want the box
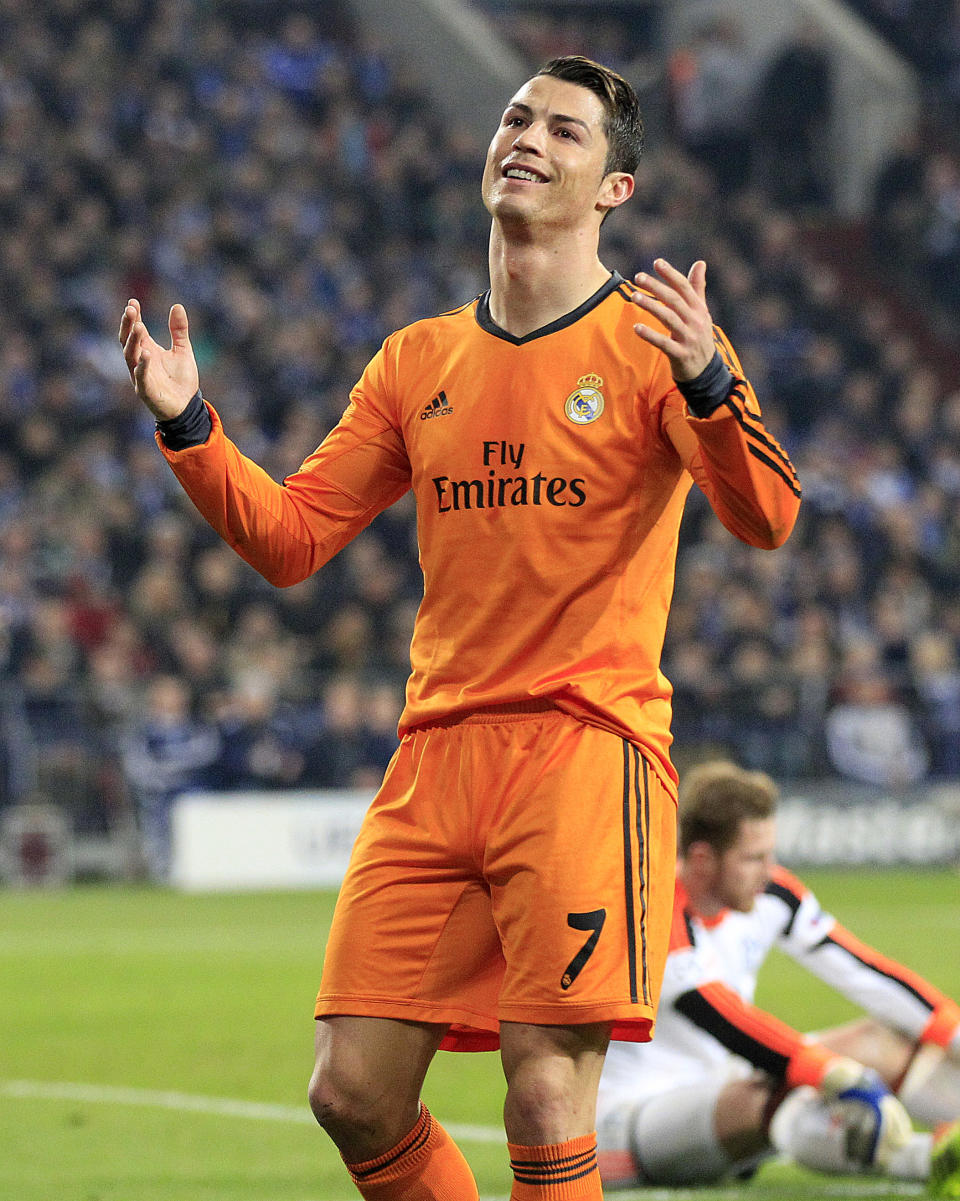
[475,270,627,345]
[676,878,730,928]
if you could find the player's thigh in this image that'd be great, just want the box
[488,721,676,1022]
[500,1019,612,1141]
[311,1014,445,1110]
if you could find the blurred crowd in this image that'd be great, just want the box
[2,0,960,877]
[847,0,960,114]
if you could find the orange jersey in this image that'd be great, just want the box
[160,272,800,789]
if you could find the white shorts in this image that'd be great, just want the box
[597,1066,770,1187]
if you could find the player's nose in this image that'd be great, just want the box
[512,122,546,154]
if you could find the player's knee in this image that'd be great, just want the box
[308,1058,378,1139]
[308,1052,422,1157]
[505,1073,584,1144]
[307,1062,345,1131]
[501,1021,609,1144]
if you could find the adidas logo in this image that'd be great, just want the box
[420,391,454,420]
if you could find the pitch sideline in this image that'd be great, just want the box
[0,1079,925,1199]
[0,1077,504,1144]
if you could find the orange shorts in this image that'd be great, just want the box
[315,703,677,1051]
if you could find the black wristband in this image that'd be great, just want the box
[675,351,734,419]
[156,390,212,450]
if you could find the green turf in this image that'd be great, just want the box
[1,869,957,1199]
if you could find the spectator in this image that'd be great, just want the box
[668,17,753,195]
[752,21,834,207]
[208,675,314,792]
[306,673,393,789]
[120,674,220,879]
[920,151,960,313]
[825,660,929,787]
[909,629,960,776]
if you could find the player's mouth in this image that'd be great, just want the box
[502,161,549,183]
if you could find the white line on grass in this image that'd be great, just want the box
[0,1081,925,1199]
[598,1188,924,1200]
[316,1188,924,1201]
[0,1078,504,1144]
[293,1176,925,1200]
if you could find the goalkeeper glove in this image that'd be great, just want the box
[820,1057,912,1169]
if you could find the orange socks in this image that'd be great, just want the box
[343,1109,602,1200]
[343,1104,479,1201]
[508,1133,603,1199]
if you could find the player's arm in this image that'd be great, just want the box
[774,865,960,1057]
[119,299,411,587]
[668,902,911,1166]
[674,975,909,1152]
[674,977,839,1088]
[160,401,411,587]
[666,893,849,1089]
[815,922,960,1056]
[631,260,801,549]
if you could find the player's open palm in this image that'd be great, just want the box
[630,258,715,383]
[119,299,199,421]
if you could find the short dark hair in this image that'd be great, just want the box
[535,55,644,175]
[678,761,778,855]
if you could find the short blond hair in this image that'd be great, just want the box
[678,760,778,855]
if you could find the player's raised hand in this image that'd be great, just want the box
[119,299,199,421]
[630,258,715,382]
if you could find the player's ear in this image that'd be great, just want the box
[598,171,634,215]
[685,841,717,876]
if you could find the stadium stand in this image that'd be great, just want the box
[1,0,959,878]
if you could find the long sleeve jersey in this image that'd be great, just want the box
[159,272,801,790]
[599,865,960,1108]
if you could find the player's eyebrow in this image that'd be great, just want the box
[506,101,593,136]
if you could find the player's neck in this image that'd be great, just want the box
[486,224,611,338]
[677,864,725,918]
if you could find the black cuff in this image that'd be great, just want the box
[675,351,734,419]
[156,390,212,450]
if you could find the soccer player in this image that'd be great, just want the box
[597,760,960,1193]
[120,56,801,1201]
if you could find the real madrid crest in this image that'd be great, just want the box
[564,374,605,425]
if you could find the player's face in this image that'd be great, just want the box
[481,75,624,231]
[713,817,777,913]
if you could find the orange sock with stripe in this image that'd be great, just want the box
[343,1104,478,1201]
[508,1133,602,1199]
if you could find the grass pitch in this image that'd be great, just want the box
[1,868,957,1199]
